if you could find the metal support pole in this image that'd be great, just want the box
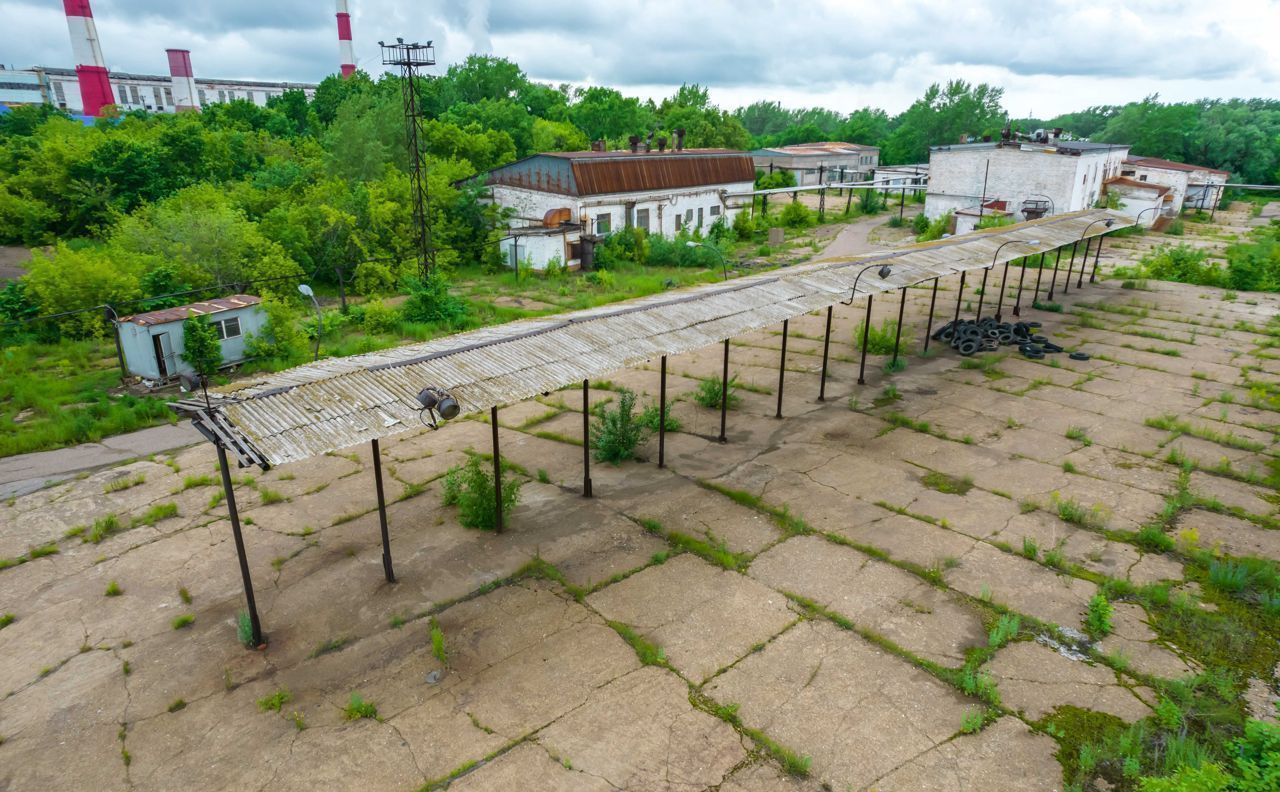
[891,288,907,367]
[775,320,788,419]
[1034,251,1052,303]
[371,439,395,584]
[491,407,503,534]
[1049,243,1073,300]
[216,444,262,647]
[922,278,939,353]
[1065,238,1087,295]
[582,379,592,497]
[994,259,1012,322]
[818,306,832,402]
[845,190,853,214]
[718,339,729,443]
[1015,254,1038,317]
[658,356,667,467]
[976,267,990,320]
[1088,235,1105,284]
[858,296,873,386]
[953,271,967,324]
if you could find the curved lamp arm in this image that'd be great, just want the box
[841,263,893,305]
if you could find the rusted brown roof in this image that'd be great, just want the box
[486,150,755,197]
[1127,156,1230,177]
[120,295,261,327]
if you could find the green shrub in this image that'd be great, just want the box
[105,580,122,597]
[693,374,740,410]
[343,692,378,721]
[1163,219,1185,236]
[917,211,952,242]
[401,272,467,326]
[430,617,447,665]
[257,688,291,712]
[591,389,648,463]
[638,403,681,433]
[1085,594,1113,638]
[359,298,399,333]
[171,613,195,630]
[441,454,522,531]
[733,208,755,241]
[854,318,898,355]
[352,260,397,296]
[988,614,1021,648]
[1208,559,1249,592]
[780,200,814,228]
[887,215,905,228]
[912,213,930,234]
[860,189,884,214]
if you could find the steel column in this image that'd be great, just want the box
[891,288,907,366]
[818,305,833,402]
[953,271,967,325]
[1065,238,1087,295]
[371,439,395,583]
[718,339,729,443]
[658,356,668,467]
[1088,235,1105,284]
[216,444,262,647]
[1034,250,1055,302]
[858,296,873,385]
[922,278,939,353]
[1015,254,1039,317]
[775,320,788,419]
[1049,243,1073,300]
[976,268,990,320]
[491,406,503,534]
[582,379,592,497]
[994,259,1012,322]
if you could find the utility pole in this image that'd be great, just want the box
[381,39,436,280]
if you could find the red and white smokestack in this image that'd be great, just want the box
[63,0,113,116]
[335,0,356,78]
[166,49,200,112]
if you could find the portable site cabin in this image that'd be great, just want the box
[116,295,265,382]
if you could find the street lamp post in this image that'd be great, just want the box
[1134,206,1159,228]
[686,241,730,281]
[1078,218,1116,286]
[841,262,894,386]
[298,284,322,362]
[992,239,1041,322]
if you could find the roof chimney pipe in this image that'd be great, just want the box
[628,135,640,153]
[675,128,686,151]
[165,49,200,111]
[335,0,356,78]
[591,140,605,152]
[657,136,667,152]
[63,0,113,116]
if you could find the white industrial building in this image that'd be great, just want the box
[484,144,755,271]
[751,142,880,186]
[924,137,1131,232]
[1120,156,1230,214]
[0,65,316,116]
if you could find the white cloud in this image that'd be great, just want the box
[1,0,1277,116]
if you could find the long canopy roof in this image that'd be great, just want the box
[176,209,1132,468]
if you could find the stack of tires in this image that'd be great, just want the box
[931,318,1084,361]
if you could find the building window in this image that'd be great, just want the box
[212,317,242,340]
[163,86,173,105]
[117,85,128,104]
[1139,175,1148,182]
[685,209,693,224]
[198,89,207,104]
[53,82,66,103]
[636,208,650,232]
[218,90,227,102]
[129,85,141,105]
[709,206,721,217]
[595,213,611,234]
[152,87,163,107]
[697,207,704,228]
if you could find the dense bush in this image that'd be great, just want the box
[779,200,814,228]
[732,208,755,241]
[916,211,952,242]
[442,454,522,531]
[401,273,468,326]
[592,388,648,463]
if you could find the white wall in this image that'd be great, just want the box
[925,145,1125,222]
[1124,165,1189,214]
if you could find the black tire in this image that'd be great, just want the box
[958,339,979,356]
[1069,352,1091,361]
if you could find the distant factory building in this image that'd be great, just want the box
[0,65,316,116]
[924,131,1131,232]
[482,136,755,271]
[116,296,265,383]
[751,142,880,186]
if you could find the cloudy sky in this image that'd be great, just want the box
[3,0,1278,117]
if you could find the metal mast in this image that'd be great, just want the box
[380,38,436,279]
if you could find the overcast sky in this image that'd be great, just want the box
[3,0,1278,117]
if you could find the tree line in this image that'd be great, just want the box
[1,55,1276,340]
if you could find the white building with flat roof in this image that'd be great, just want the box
[925,138,1130,231]
[751,142,880,186]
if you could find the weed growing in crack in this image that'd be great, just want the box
[1085,594,1114,638]
[257,689,291,712]
[343,693,379,721]
[430,617,448,665]
[171,614,195,630]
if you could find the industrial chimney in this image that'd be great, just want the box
[63,0,113,116]
[165,49,200,111]
[674,128,685,151]
[335,0,356,78]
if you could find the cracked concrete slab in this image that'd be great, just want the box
[987,641,1153,722]
[870,717,1063,792]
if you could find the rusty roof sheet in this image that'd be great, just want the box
[486,150,755,197]
[120,295,261,327]
[175,210,1132,468]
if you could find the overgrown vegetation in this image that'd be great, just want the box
[441,454,523,530]
[591,388,648,463]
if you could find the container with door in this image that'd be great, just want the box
[115,295,266,382]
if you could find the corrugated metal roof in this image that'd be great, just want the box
[756,142,879,156]
[486,150,755,197]
[176,210,1132,468]
[1126,156,1230,177]
[119,295,261,327]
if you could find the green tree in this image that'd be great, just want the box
[882,81,1006,164]
[180,314,223,376]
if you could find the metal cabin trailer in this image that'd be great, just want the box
[116,295,265,382]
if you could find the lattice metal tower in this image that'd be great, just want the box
[380,38,436,278]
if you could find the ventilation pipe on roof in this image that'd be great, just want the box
[591,140,605,152]
[675,128,685,151]
[628,135,640,153]
[644,131,653,153]
[657,136,667,152]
